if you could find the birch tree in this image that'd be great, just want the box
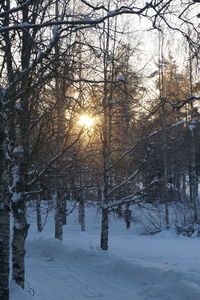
[0,86,10,300]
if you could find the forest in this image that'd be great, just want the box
[0,1,200,299]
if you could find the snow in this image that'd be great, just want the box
[12,191,21,203]
[107,11,116,17]
[172,120,185,127]
[117,75,126,82]
[188,124,195,132]
[15,102,23,111]
[14,220,23,230]
[10,206,200,300]
[13,145,24,154]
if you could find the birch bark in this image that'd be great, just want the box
[0,88,10,300]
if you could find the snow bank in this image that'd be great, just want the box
[10,281,33,300]
[10,206,200,300]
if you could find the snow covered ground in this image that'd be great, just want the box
[11,205,200,300]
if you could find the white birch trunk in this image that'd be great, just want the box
[0,151,10,300]
[100,10,111,251]
[0,204,10,300]
[0,79,10,299]
[12,166,30,288]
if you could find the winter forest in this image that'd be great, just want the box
[0,1,200,300]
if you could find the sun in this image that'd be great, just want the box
[78,114,95,129]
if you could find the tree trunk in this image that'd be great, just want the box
[36,197,42,232]
[189,164,199,223]
[165,203,169,228]
[0,203,10,300]
[62,197,67,225]
[11,113,30,288]
[100,208,109,250]
[125,203,131,229]
[54,192,63,240]
[116,203,123,218]
[100,13,111,251]
[11,0,32,288]
[181,173,186,203]
[0,211,10,300]
[79,195,85,231]
[188,125,199,223]
[12,189,30,288]
[158,32,170,229]
[0,87,10,300]
[181,173,187,225]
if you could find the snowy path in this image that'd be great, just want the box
[24,238,145,300]
[10,209,200,300]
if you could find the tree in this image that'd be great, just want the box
[0,86,10,300]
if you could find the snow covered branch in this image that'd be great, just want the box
[103,177,161,210]
[172,96,200,109]
[108,151,151,196]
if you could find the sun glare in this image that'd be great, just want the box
[78,114,95,129]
